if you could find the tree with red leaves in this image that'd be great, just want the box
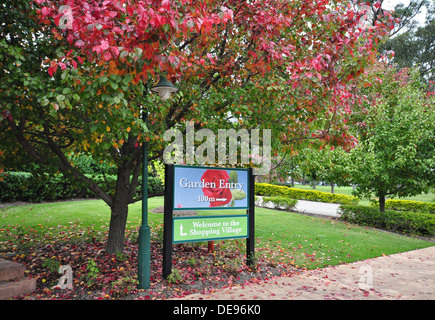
[1,0,392,253]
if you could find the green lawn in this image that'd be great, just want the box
[1,197,433,270]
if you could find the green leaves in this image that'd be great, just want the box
[55,94,65,103]
[348,63,435,208]
[73,94,80,102]
[109,79,119,90]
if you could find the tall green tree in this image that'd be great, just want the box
[348,62,435,211]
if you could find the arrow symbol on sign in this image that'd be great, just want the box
[180,224,187,236]
[215,198,227,201]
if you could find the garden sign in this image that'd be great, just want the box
[163,165,255,279]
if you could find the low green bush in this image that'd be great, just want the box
[262,196,298,211]
[371,199,434,214]
[0,172,85,202]
[255,183,358,205]
[339,205,435,236]
[0,171,163,203]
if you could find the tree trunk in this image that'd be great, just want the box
[106,201,129,254]
[379,193,386,212]
[311,172,316,189]
[330,183,335,194]
[106,166,132,254]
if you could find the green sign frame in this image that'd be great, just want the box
[173,215,249,243]
[172,165,250,211]
[163,164,255,279]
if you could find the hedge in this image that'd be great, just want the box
[0,172,164,203]
[339,205,435,236]
[371,199,435,214]
[255,183,358,205]
[261,196,298,211]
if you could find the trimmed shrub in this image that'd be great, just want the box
[255,183,289,197]
[0,172,84,202]
[137,175,164,196]
[255,183,358,205]
[0,172,163,203]
[339,205,435,236]
[371,199,435,214]
[261,196,298,211]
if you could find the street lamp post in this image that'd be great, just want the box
[138,76,178,290]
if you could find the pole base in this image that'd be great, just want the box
[137,224,151,290]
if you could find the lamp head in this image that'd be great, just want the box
[150,76,178,101]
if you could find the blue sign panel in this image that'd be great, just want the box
[173,165,249,210]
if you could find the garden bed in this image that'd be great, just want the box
[3,239,299,300]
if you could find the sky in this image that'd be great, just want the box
[383,0,428,26]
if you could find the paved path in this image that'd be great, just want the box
[178,246,435,300]
[293,199,341,218]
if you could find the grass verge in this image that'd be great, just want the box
[1,197,432,269]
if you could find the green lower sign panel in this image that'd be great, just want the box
[173,215,248,243]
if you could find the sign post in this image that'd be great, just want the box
[163,165,255,279]
[246,167,255,265]
[163,164,174,279]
